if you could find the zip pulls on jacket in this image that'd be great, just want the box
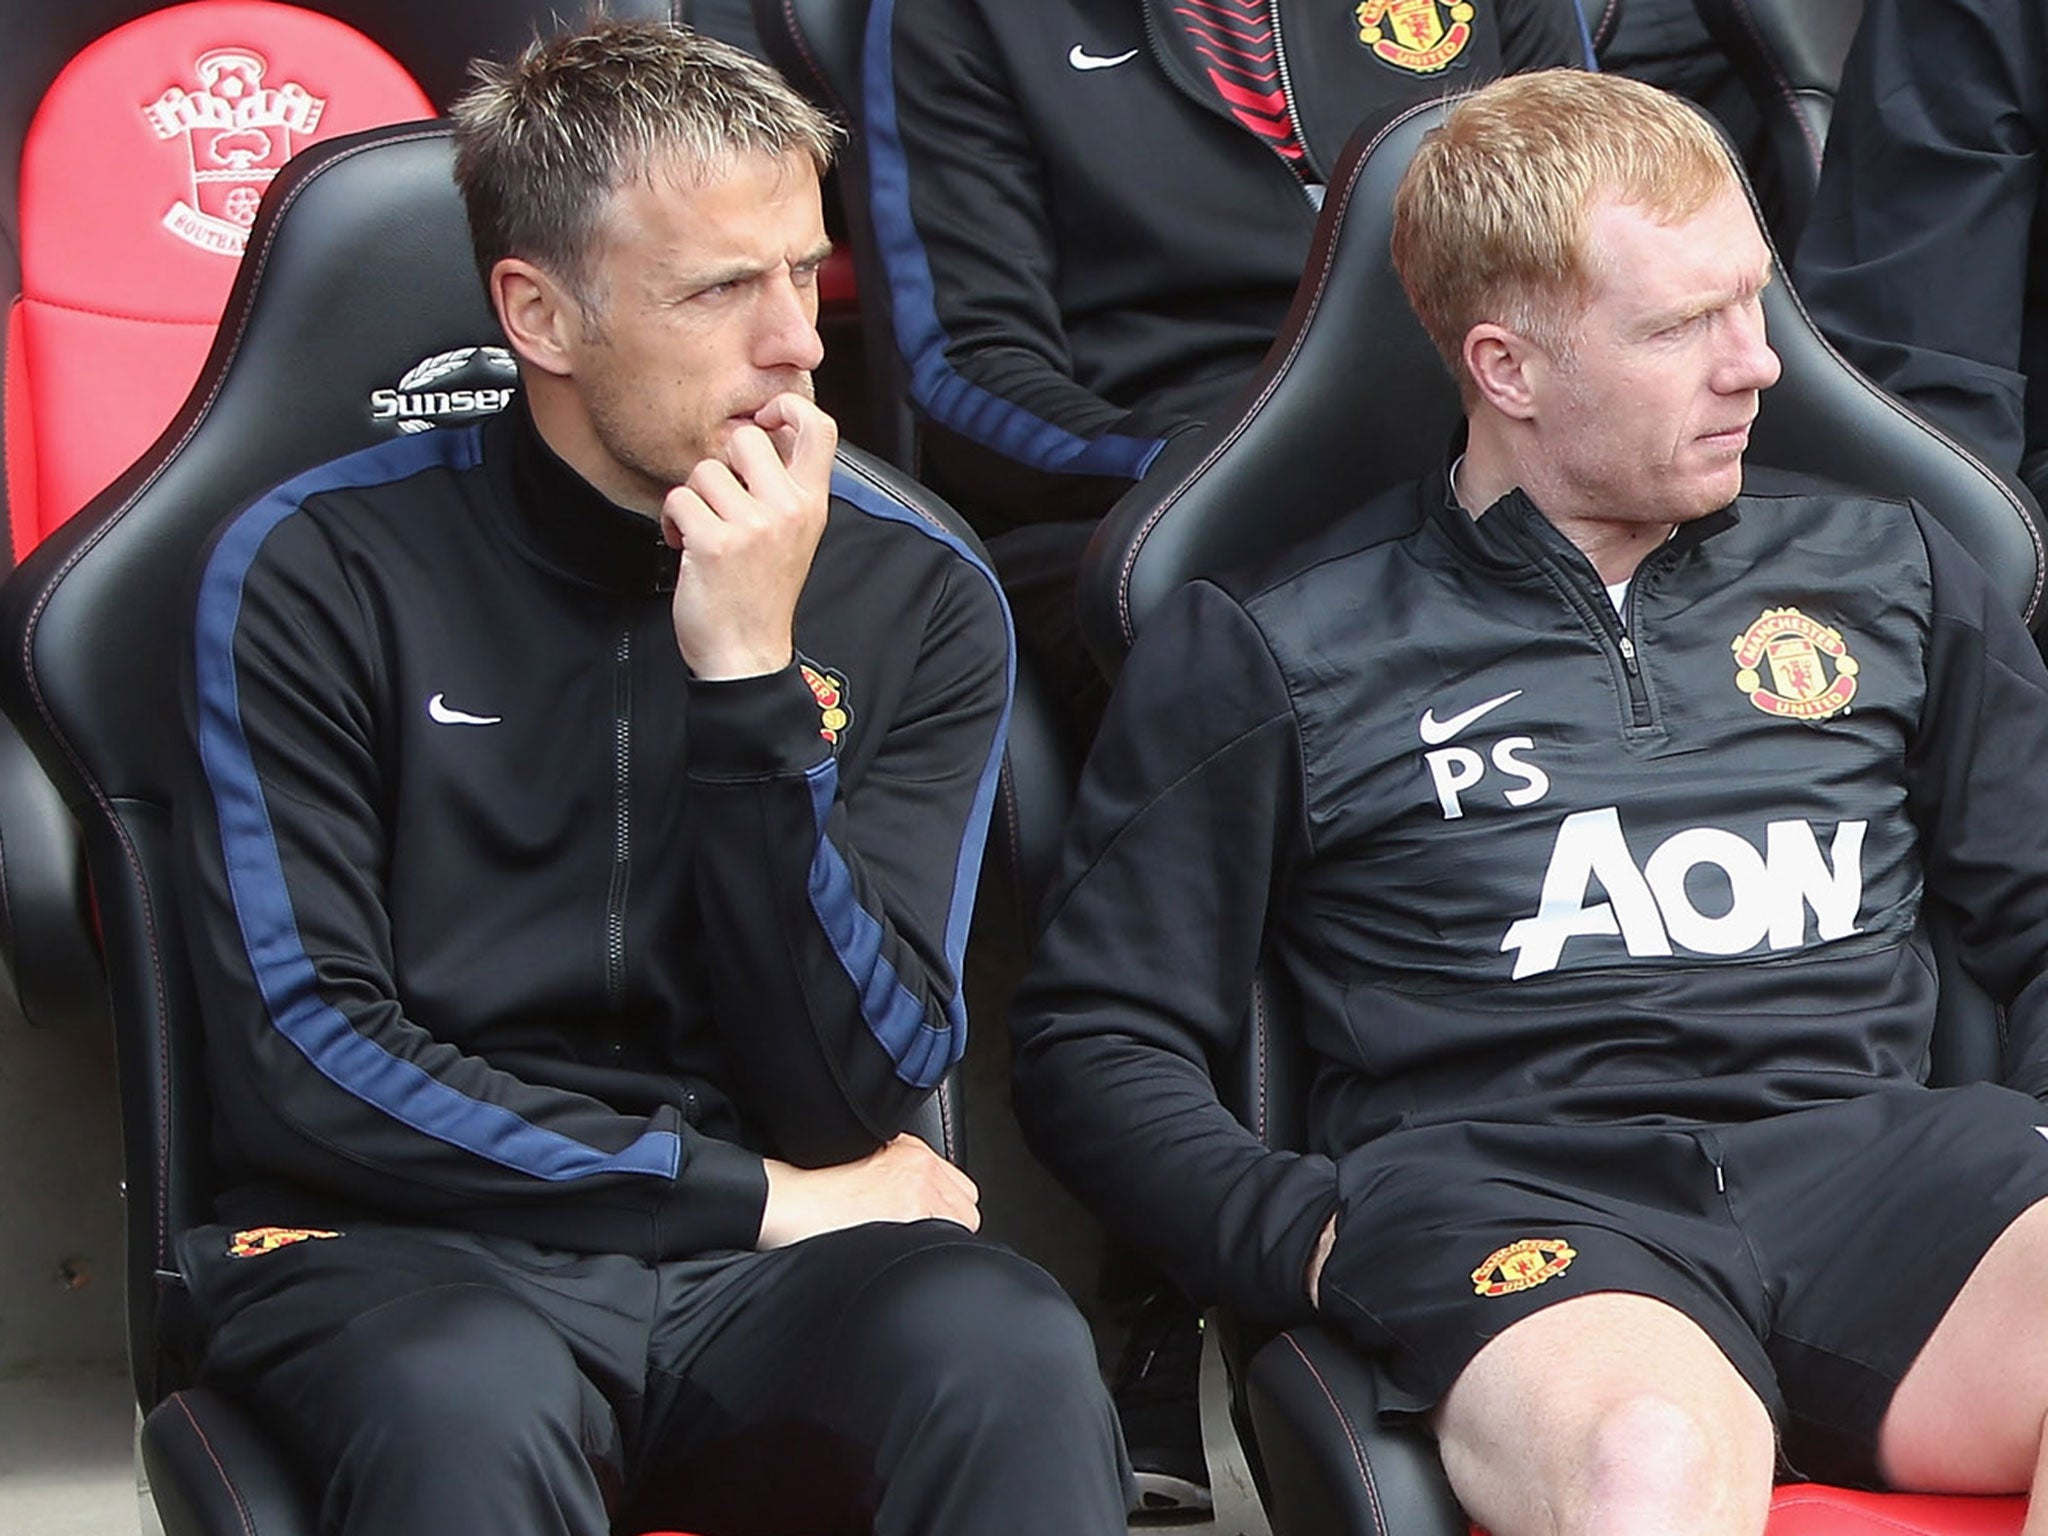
[1611,524,1701,733]
[1139,0,1323,207]
[1267,0,1319,204]
[606,627,633,1013]
[1616,576,1650,728]
[1501,493,1694,734]
[1569,563,1654,731]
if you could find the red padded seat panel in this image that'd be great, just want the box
[819,245,856,308]
[5,301,33,544]
[1472,1485,2025,1536]
[1767,1484,2026,1535]
[8,0,432,559]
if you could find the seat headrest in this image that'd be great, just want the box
[8,0,433,554]
[1696,0,1864,101]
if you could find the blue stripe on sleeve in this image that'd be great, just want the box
[862,0,1168,481]
[804,759,958,1087]
[193,430,680,1182]
[800,472,1016,1086]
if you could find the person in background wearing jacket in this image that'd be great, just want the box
[1017,70,2048,1534]
[170,21,1129,1536]
[1797,0,2048,506]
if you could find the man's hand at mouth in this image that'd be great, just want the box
[663,391,838,680]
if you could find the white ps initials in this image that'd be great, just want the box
[1426,738,1551,819]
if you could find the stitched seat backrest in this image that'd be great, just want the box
[1578,0,1626,57]
[1,123,503,1406]
[1693,0,1864,251]
[1076,103,1459,676]
[1078,93,2043,1142]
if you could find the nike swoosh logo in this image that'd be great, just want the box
[427,693,502,727]
[1068,44,1138,70]
[1418,690,1523,746]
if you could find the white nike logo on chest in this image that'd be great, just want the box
[428,693,502,726]
[1068,44,1138,70]
[1418,690,1523,745]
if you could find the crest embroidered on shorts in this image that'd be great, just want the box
[799,658,853,751]
[1731,607,1859,722]
[1472,1237,1577,1297]
[1354,0,1476,73]
[226,1226,340,1258]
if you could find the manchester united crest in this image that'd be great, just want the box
[1355,0,1477,73]
[141,48,326,256]
[1472,1237,1577,1297]
[227,1226,340,1258]
[799,659,853,750]
[1731,607,1859,722]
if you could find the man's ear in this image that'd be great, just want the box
[491,257,580,379]
[1463,322,1543,422]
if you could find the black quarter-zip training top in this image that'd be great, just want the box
[177,404,1011,1260]
[1013,463,2048,1325]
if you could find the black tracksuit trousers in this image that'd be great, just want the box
[179,1215,1132,1535]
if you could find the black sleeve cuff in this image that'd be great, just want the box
[685,664,835,778]
[655,1133,771,1257]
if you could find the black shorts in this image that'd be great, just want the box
[1314,1081,2048,1486]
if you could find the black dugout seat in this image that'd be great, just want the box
[0,117,1019,1536]
[1078,94,2041,1536]
[1692,0,1864,251]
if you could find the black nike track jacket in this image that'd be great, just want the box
[177,406,1011,1260]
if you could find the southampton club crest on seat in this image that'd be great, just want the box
[142,47,327,256]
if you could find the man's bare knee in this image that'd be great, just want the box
[1446,1392,1766,1536]
[1435,1294,1773,1536]
[1581,1394,1742,1527]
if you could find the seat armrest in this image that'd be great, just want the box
[1240,1324,1467,1536]
[0,713,103,1028]
[141,1386,319,1536]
